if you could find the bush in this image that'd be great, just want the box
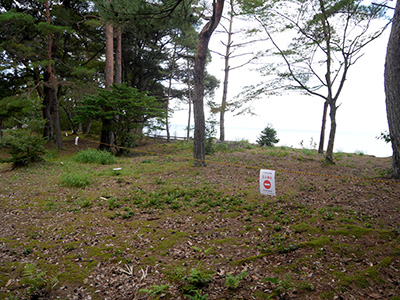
[5,119,46,167]
[3,96,46,167]
[73,148,116,164]
[205,117,218,155]
[257,124,280,147]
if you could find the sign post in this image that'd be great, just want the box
[260,169,276,196]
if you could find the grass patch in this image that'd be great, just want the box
[73,148,116,164]
[61,171,92,188]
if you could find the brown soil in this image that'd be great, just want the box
[0,137,399,300]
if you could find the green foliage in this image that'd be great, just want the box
[185,268,212,289]
[205,117,218,155]
[257,124,280,147]
[139,284,170,297]
[185,289,208,300]
[263,277,292,298]
[377,131,391,143]
[61,171,92,188]
[73,148,116,165]
[21,263,57,297]
[75,84,166,151]
[4,96,47,167]
[225,270,248,289]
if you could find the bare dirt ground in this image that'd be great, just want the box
[0,137,399,300]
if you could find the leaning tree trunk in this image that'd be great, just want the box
[325,102,337,163]
[318,101,328,154]
[384,0,400,179]
[193,0,225,166]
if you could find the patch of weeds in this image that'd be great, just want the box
[334,150,344,159]
[378,168,391,178]
[139,284,170,298]
[21,263,58,298]
[185,289,208,300]
[121,208,134,219]
[76,198,92,209]
[155,178,165,185]
[42,200,57,211]
[23,246,33,255]
[263,277,293,299]
[298,180,316,192]
[175,268,213,295]
[107,198,121,210]
[73,148,116,164]
[322,210,334,221]
[192,246,213,255]
[141,159,153,164]
[61,172,92,188]
[298,282,314,292]
[45,149,59,161]
[355,150,365,156]
[225,270,248,290]
[301,148,315,156]
[319,290,335,299]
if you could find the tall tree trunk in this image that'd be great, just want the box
[318,101,328,153]
[187,53,192,141]
[115,26,122,85]
[166,44,177,142]
[193,0,225,166]
[100,21,114,151]
[105,22,114,89]
[319,0,335,163]
[220,0,234,141]
[84,118,92,134]
[384,0,400,178]
[325,103,337,162]
[44,0,63,149]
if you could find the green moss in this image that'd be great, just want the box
[233,253,267,265]
[328,225,372,238]
[293,222,321,234]
[302,236,332,248]
[154,231,189,253]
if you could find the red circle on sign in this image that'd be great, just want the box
[263,180,271,189]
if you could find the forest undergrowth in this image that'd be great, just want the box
[0,136,399,300]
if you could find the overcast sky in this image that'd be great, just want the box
[170,8,393,158]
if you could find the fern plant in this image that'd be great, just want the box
[225,270,248,289]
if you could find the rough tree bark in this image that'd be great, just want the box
[100,21,114,151]
[193,0,225,166]
[44,0,63,149]
[384,0,400,178]
[115,26,122,85]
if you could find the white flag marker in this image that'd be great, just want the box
[260,169,276,196]
[75,136,79,146]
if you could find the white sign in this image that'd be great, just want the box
[260,169,276,196]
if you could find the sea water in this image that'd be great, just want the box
[163,124,392,158]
